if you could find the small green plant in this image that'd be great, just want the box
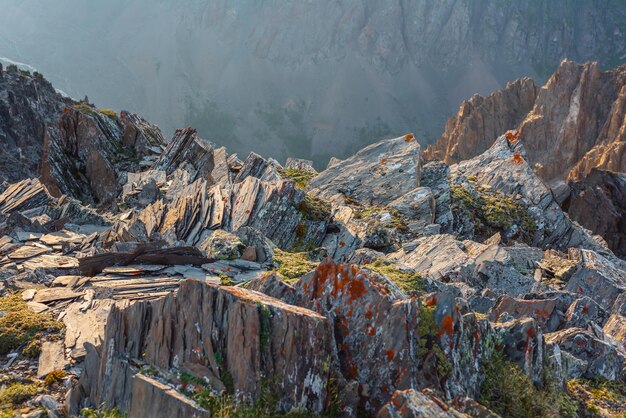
[363,260,422,296]
[80,406,126,418]
[479,352,578,418]
[98,109,118,119]
[273,249,319,282]
[567,377,626,417]
[0,294,65,355]
[0,382,39,407]
[279,168,317,189]
[297,195,331,222]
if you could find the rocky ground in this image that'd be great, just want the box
[0,67,626,418]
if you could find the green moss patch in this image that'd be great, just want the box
[297,195,331,222]
[279,168,317,189]
[567,377,626,417]
[80,406,126,418]
[0,294,65,356]
[273,249,319,283]
[0,382,39,408]
[451,181,536,242]
[479,352,578,418]
[363,260,422,296]
[352,205,408,233]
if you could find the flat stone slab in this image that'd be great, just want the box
[37,340,68,378]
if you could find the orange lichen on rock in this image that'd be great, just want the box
[386,349,395,361]
[439,315,454,336]
[512,153,524,164]
[404,133,415,142]
[505,130,520,144]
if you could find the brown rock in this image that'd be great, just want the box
[424,77,538,165]
[129,374,209,418]
[80,279,331,414]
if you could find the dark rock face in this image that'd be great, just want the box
[41,105,165,207]
[563,169,626,258]
[0,65,73,183]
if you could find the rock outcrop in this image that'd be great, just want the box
[41,103,165,207]
[0,65,73,183]
[424,78,539,164]
[426,61,626,185]
[76,279,331,414]
[1,70,626,417]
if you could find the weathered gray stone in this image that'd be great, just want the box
[308,134,420,206]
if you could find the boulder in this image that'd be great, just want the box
[308,134,420,206]
[545,327,625,380]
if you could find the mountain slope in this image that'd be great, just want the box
[0,0,625,165]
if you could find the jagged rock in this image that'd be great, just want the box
[426,61,626,184]
[0,178,53,214]
[254,259,517,413]
[376,389,466,418]
[37,340,68,378]
[564,249,626,308]
[451,136,605,252]
[489,296,561,332]
[492,318,544,383]
[564,297,610,329]
[420,161,453,234]
[41,104,165,207]
[424,77,538,165]
[113,176,329,251]
[308,134,420,206]
[233,151,282,184]
[79,279,331,414]
[0,66,73,183]
[388,187,435,233]
[603,314,626,349]
[153,127,231,187]
[129,374,209,418]
[563,169,626,258]
[285,157,316,171]
[545,327,625,380]
[519,61,626,182]
[235,226,276,264]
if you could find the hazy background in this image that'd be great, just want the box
[1,0,625,167]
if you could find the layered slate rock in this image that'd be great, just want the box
[78,279,331,415]
[0,65,73,183]
[563,169,626,258]
[451,136,602,252]
[308,134,420,206]
[153,127,231,187]
[112,176,330,250]
[519,60,626,182]
[424,77,538,165]
[250,258,541,413]
[41,104,165,207]
[426,60,626,184]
